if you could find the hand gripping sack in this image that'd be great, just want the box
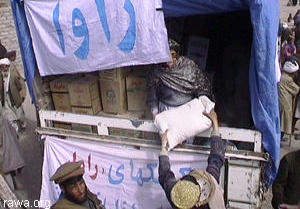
[154,96,215,150]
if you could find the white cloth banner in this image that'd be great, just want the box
[40,136,208,209]
[24,0,171,76]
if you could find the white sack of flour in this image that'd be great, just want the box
[154,96,214,150]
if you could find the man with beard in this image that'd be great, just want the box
[147,39,213,144]
[147,39,213,118]
[50,161,105,209]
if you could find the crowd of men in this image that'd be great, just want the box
[272,10,300,209]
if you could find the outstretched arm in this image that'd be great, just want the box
[158,131,177,205]
[204,110,226,183]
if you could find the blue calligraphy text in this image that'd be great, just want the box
[130,160,158,186]
[53,2,65,54]
[108,164,124,185]
[52,0,137,56]
[115,199,137,209]
[94,0,111,42]
[118,0,136,53]
[72,8,89,59]
[179,167,192,177]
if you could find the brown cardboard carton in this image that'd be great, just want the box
[72,106,98,115]
[54,122,72,130]
[99,79,127,114]
[52,93,72,112]
[50,76,75,93]
[98,68,130,81]
[68,76,102,113]
[126,75,148,111]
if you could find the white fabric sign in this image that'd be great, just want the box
[40,136,208,209]
[24,0,171,76]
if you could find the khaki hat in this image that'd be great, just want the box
[171,180,201,209]
[50,161,85,184]
[189,170,215,206]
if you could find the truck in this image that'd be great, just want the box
[8,0,280,208]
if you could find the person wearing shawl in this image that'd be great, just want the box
[279,59,300,139]
[147,39,213,118]
[0,57,25,189]
[158,110,226,209]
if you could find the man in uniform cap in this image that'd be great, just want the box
[158,109,226,209]
[50,161,106,209]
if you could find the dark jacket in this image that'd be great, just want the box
[272,150,300,208]
[147,57,213,113]
[158,135,224,209]
[0,67,26,108]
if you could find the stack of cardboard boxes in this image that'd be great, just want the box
[99,68,128,114]
[126,66,149,113]
[49,66,153,136]
[69,75,102,132]
[50,76,74,129]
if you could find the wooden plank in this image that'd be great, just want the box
[36,127,268,162]
[39,110,262,148]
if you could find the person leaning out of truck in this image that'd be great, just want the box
[147,39,214,118]
[158,109,226,209]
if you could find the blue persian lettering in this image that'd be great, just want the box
[72,8,89,59]
[108,164,124,185]
[115,199,137,209]
[118,0,136,53]
[179,167,192,176]
[130,160,158,186]
[94,0,111,42]
[53,2,65,54]
[53,0,137,57]
[146,163,159,184]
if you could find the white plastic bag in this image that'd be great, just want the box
[154,96,215,150]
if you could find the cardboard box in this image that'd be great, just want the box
[52,93,72,112]
[98,68,129,81]
[126,75,148,111]
[72,107,98,115]
[68,76,102,113]
[50,76,75,93]
[99,79,127,114]
[54,122,72,130]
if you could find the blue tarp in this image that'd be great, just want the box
[162,0,280,186]
[11,0,280,185]
[10,0,38,106]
